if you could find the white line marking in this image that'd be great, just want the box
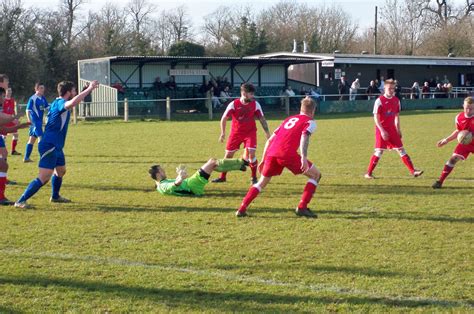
[0,248,471,308]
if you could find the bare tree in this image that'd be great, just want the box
[420,0,474,28]
[203,6,232,46]
[60,0,86,46]
[166,5,192,42]
[126,0,156,34]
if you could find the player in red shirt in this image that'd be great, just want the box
[236,97,321,218]
[2,88,20,155]
[365,79,423,179]
[213,83,270,184]
[432,97,474,188]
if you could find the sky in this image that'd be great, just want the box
[22,0,386,29]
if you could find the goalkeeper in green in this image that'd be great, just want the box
[148,158,248,196]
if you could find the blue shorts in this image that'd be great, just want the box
[0,136,5,148]
[29,126,39,138]
[38,142,65,169]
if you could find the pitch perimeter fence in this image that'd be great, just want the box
[15,89,474,122]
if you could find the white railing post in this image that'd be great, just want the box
[208,92,213,120]
[166,97,171,121]
[124,98,129,122]
[73,106,77,124]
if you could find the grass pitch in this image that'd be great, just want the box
[0,110,472,312]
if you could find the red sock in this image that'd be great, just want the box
[0,176,6,199]
[367,155,380,175]
[11,139,17,152]
[401,154,415,174]
[219,172,227,180]
[238,186,260,213]
[298,180,317,209]
[250,160,258,178]
[439,164,454,183]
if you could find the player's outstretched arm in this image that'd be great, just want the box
[65,80,99,110]
[258,116,271,139]
[437,130,459,147]
[299,132,311,173]
[0,112,22,127]
[0,122,30,134]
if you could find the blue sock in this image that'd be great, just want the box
[51,175,62,199]
[25,143,33,160]
[18,178,43,203]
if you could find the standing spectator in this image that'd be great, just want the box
[284,86,296,97]
[410,82,420,99]
[112,81,125,95]
[366,80,379,100]
[422,82,430,99]
[446,83,453,98]
[378,76,385,93]
[153,77,164,90]
[434,83,443,99]
[338,76,349,100]
[81,83,92,116]
[394,80,402,100]
[349,78,360,101]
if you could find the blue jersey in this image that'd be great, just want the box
[26,94,49,137]
[41,98,70,150]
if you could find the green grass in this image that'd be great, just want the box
[0,110,472,313]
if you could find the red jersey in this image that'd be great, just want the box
[455,112,474,133]
[2,98,15,115]
[267,114,316,159]
[373,95,400,130]
[224,98,264,135]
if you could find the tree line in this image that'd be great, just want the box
[0,0,473,100]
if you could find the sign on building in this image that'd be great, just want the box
[169,69,209,76]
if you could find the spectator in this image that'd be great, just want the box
[338,76,349,100]
[349,78,360,101]
[219,86,232,106]
[378,76,385,93]
[446,83,453,98]
[199,80,210,96]
[410,82,420,99]
[395,80,402,99]
[284,86,296,97]
[210,86,222,109]
[165,76,177,90]
[422,82,430,99]
[434,83,443,99]
[366,80,379,100]
[112,81,125,95]
[82,83,92,116]
[153,77,164,90]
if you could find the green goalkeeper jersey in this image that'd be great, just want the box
[156,171,208,196]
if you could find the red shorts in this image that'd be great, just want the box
[453,143,474,160]
[375,128,403,150]
[226,132,257,152]
[260,155,313,177]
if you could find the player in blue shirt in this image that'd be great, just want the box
[15,80,98,208]
[24,83,49,162]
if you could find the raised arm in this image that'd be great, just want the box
[64,80,99,110]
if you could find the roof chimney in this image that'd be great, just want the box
[303,41,309,53]
[292,39,297,53]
